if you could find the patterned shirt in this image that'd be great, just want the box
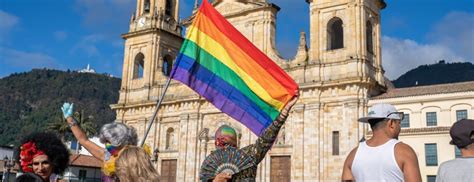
[226,115,287,181]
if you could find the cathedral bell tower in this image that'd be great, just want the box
[307,0,386,89]
[117,0,183,105]
[291,0,387,180]
[112,0,184,150]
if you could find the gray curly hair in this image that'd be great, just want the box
[99,122,138,147]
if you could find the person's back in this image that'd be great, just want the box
[115,146,160,182]
[352,139,404,181]
[436,157,474,182]
[342,103,421,182]
[436,119,474,182]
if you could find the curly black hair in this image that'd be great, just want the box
[16,132,70,174]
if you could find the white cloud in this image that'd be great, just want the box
[382,11,474,80]
[70,34,105,57]
[0,47,60,68]
[382,36,465,79]
[74,0,134,32]
[0,10,19,38]
[73,0,134,50]
[427,11,474,61]
[276,40,298,59]
[111,39,124,48]
[53,31,68,41]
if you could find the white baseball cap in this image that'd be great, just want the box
[358,103,402,123]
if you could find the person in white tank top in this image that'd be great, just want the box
[342,103,422,182]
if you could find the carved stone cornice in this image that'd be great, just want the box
[366,126,450,136]
[305,103,321,110]
[121,28,182,39]
[188,113,200,120]
[292,104,305,113]
[179,114,189,121]
[298,78,374,89]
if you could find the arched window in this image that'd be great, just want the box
[144,0,150,13]
[165,0,173,16]
[327,17,344,50]
[165,127,175,150]
[366,21,374,53]
[162,55,173,76]
[133,53,145,79]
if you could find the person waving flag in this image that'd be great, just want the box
[170,0,298,136]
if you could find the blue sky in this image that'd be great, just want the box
[0,0,473,79]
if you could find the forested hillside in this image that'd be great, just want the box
[393,61,474,88]
[0,69,121,146]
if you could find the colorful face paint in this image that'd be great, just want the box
[215,125,237,148]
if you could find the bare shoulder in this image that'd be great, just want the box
[394,142,418,165]
[395,142,416,156]
[344,147,359,166]
[394,142,422,181]
[341,147,359,180]
[348,147,359,157]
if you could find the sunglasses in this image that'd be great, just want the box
[387,112,404,121]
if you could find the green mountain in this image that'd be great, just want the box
[393,61,474,88]
[0,69,121,146]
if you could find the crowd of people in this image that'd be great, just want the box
[12,95,298,182]
[11,99,473,182]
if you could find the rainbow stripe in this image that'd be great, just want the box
[170,0,298,136]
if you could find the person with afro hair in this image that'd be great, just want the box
[16,132,70,182]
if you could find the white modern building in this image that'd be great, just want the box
[368,81,474,182]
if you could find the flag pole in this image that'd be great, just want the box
[140,76,173,147]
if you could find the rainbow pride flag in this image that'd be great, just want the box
[170,0,298,136]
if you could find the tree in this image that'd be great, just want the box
[47,115,70,141]
[47,110,97,141]
[73,110,97,137]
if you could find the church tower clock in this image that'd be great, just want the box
[117,0,183,106]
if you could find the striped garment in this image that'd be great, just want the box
[170,0,298,136]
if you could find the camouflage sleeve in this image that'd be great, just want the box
[242,114,288,164]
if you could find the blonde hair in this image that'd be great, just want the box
[115,146,160,182]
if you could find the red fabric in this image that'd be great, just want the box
[20,141,45,172]
[199,0,298,97]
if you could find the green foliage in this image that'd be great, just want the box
[393,61,474,88]
[73,110,97,137]
[47,115,70,141]
[47,110,97,141]
[0,69,120,146]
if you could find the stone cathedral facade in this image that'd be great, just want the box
[111,0,387,181]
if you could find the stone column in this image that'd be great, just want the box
[176,113,189,181]
[196,127,209,182]
[343,100,362,152]
[185,113,200,182]
[303,102,321,181]
[291,103,305,181]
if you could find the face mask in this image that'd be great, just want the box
[105,143,120,156]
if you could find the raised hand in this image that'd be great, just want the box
[213,173,231,182]
[61,102,74,119]
[281,92,300,116]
